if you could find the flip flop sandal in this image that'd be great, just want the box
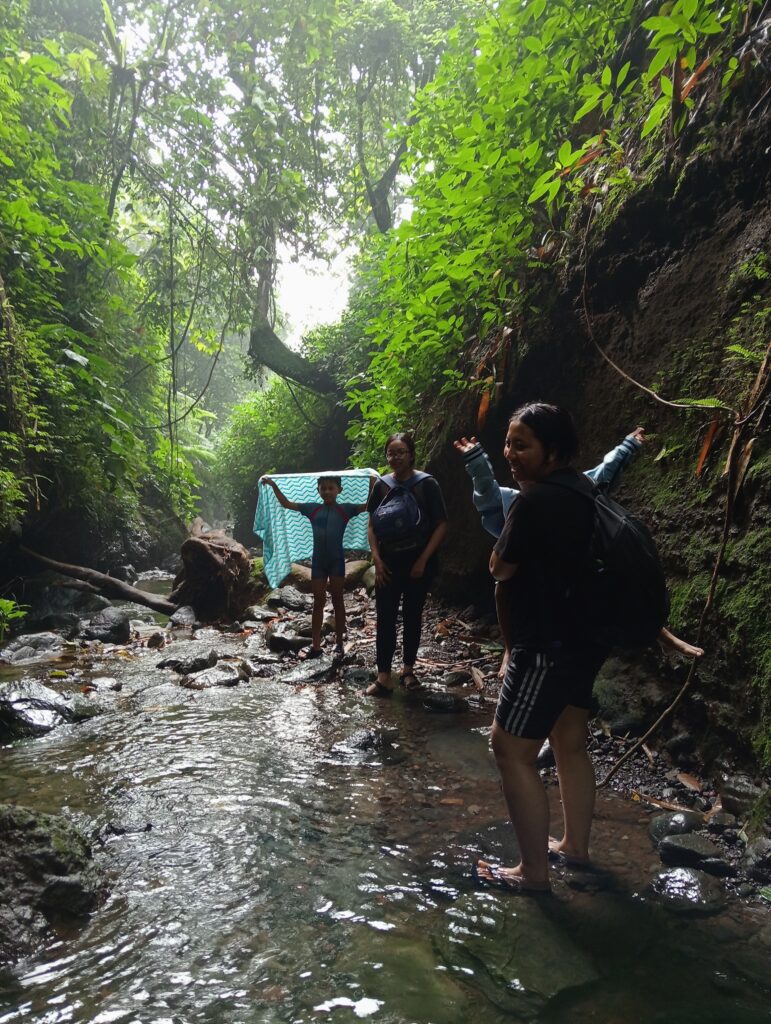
[363,680,394,698]
[399,672,421,690]
[301,647,324,660]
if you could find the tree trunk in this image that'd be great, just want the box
[248,310,338,394]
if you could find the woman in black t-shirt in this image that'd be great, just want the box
[477,403,607,895]
[364,432,448,697]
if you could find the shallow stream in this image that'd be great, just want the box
[1,620,769,1023]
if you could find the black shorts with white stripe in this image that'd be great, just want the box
[494,646,608,740]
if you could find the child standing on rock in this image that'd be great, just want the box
[260,475,375,659]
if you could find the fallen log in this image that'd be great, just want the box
[18,546,178,615]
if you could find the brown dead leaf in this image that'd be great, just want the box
[676,772,702,792]
[476,388,491,433]
[696,415,720,477]
[439,797,464,806]
[470,666,486,691]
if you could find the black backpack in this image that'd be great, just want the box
[547,480,669,648]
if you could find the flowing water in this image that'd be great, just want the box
[0,625,769,1024]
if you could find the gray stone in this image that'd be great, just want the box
[658,833,723,868]
[179,664,241,689]
[343,667,376,687]
[81,608,131,644]
[266,621,310,653]
[0,681,82,741]
[434,893,599,1017]
[280,656,334,685]
[266,586,313,612]
[420,687,468,712]
[243,604,276,623]
[647,867,725,914]
[743,837,771,881]
[718,774,767,817]
[169,605,197,627]
[88,676,122,692]
[175,649,218,675]
[649,811,704,845]
[0,632,66,664]
[362,565,377,594]
[706,812,737,833]
[444,670,472,687]
[0,803,103,965]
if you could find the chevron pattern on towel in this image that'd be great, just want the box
[253,469,377,588]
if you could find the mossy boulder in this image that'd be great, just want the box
[0,804,105,966]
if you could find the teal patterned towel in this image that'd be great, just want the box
[253,469,377,588]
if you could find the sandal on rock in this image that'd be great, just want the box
[363,680,394,698]
[399,672,421,690]
[301,646,324,660]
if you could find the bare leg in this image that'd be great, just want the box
[495,582,512,678]
[548,705,594,863]
[329,576,346,649]
[658,627,704,658]
[310,578,326,651]
[487,722,551,889]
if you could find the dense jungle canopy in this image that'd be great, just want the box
[0,2,769,756]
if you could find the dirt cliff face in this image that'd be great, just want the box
[432,114,770,770]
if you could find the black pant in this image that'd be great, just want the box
[374,552,434,673]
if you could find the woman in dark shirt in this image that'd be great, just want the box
[364,432,448,696]
[478,403,607,894]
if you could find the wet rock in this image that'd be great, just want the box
[266,586,313,612]
[608,713,646,737]
[110,564,137,583]
[88,676,122,693]
[344,727,400,751]
[192,626,221,642]
[279,656,334,685]
[0,803,104,966]
[29,612,81,638]
[664,732,695,757]
[161,649,219,675]
[658,833,723,868]
[266,621,310,653]
[146,631,166,649]
[420,687,468,713]
[362,565,376,594]
[706,812,737,834]
[169,605,197,627]
[537,739,555,770]
[243,604,276,623]
[649,811,704,845]
[238,657,277,678]
[718,774,767,817]
[434,892,599,1016]
[699,857,736,878]
[343,667,376,687]
[743,837,771,882]
[0,681,81,741]
[647,867,725,914]
[0,632,67,664]
[81,608,131,644]
[444,670,472,687]
[179,664,241,689]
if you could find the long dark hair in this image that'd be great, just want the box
[509,403,579,463]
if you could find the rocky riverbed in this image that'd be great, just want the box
[1,576,769,1021]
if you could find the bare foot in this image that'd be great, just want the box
[497,649,510,679]
[658,628,704,659]
[547,837,591,867]
[475,859,550,893]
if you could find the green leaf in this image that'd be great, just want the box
[601,65,612,88]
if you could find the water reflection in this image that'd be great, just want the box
[1,645,768,1023]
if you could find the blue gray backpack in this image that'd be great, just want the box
[372,472,429,548]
